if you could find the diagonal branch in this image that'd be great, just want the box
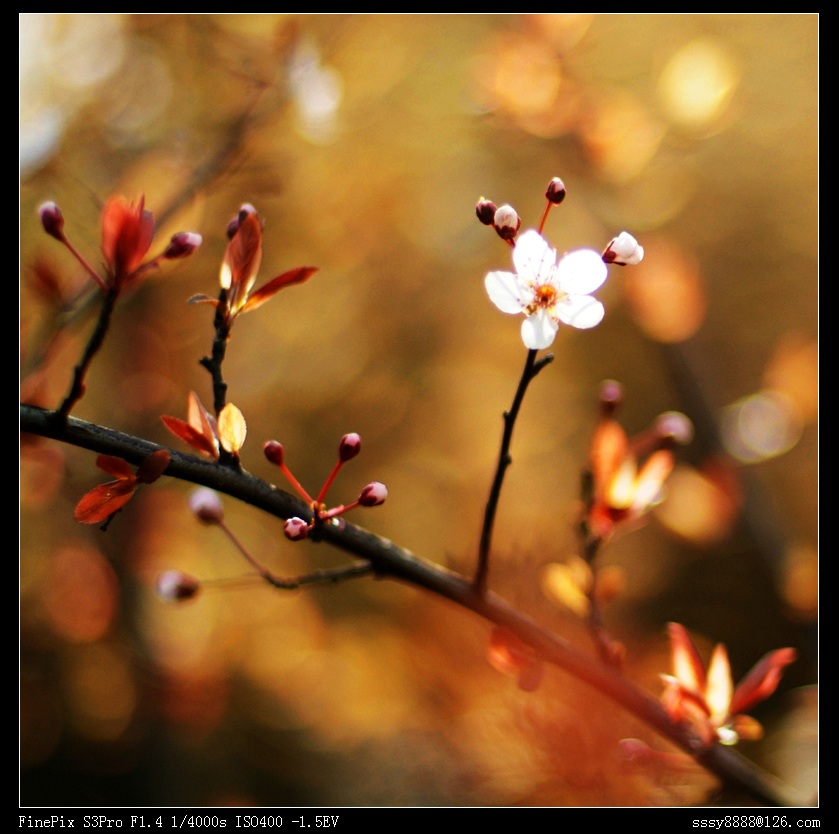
[19,403,807,807]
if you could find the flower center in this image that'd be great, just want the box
[526,283,563,315]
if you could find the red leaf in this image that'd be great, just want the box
[241,266,318,314]
[136,449,170,484]
[221,211,262,314]
[74,479,137,524]
[162,415,218,456]
[95,454,135,479]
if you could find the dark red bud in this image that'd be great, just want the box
[475,198,497,226]
[39,201,65,241]
[339,433,362,462]
[358,482,387,507]
[545,177,567,205]
[163,232,202,259]
[263,440,285,466]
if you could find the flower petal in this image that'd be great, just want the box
[513,230,556,284]
[485,271,525,314]
[556,249,608,294]
[521,310,558,349]
[706,643,734,724]
[556,294,604,329]
[668,623,707,695]
[729,647,797,716]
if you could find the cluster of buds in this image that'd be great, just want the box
[479,177,645,349]
[585,381,694,542]
[263,433,388,541]
[38,196,202,294]
[476,176,643,266]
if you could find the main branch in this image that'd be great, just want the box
[20,404,805,807]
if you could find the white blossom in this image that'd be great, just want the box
[485,230,608,349]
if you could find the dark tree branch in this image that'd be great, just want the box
[474,349,554,595]
[20,403,807,807]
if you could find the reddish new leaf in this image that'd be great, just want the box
[74,479,137,524]
[136,449,170,484]
[241,266,318,314]
[95,454,135,479]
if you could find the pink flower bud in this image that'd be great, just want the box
[188,487,224,524]
[598,380,624,417]
[475,198,497,226]
[163,231,203,260]
[654,411,694,448]
[284,517,310,541]
[358,482,388,507]
[493,204,521,241]
[156,570,200,601]
[545,177,567,205]
[603,231,644,266]
[39,201,65,241]
[263,440,285,466]
[339,433,362,462]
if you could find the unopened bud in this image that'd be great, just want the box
[189,487,224,524]
[493,205,521,241]
[39,201,65,241]
[545,177,567,205]
[163,231,203,260]
[358,481,388,507]
[603,231,644,266]
[284,517,310,541]
[654,411,694,448]
[339,433,362,462]
[156,570,200,602]
[598,380,624,417]
[263,440,285,466]
[475,198,497,226]
[227,203,258,239]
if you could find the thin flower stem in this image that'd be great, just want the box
[537,201,552,235]
[61,238,109,292]
[317,460,344,505]
[474,349,554,595]
[56,285,120,419]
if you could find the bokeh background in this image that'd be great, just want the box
[20,14,817,807]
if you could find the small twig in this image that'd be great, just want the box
[213,514,374,588]
[55,285,119,419]
[198,288,241,470]
[474,349,554,595]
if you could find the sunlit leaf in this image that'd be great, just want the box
[218,403,247,453]
[241,266,318,314]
